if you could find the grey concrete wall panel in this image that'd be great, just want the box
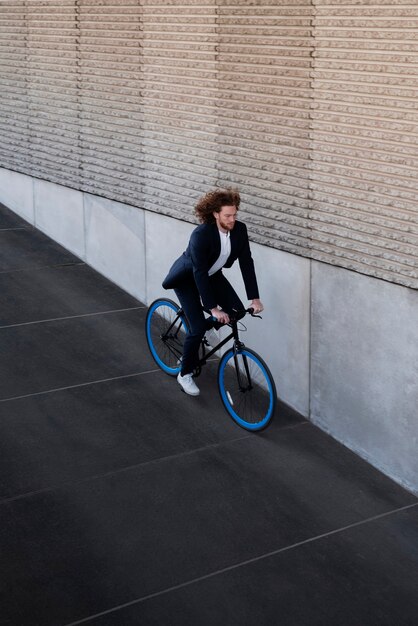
[84,193,147,302]
[226,240,311,417]
[0,168,34,223]
[311,262,418,494]
[34,178,86,259]
[144,210,194,304]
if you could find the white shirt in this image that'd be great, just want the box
[208,229,231,276]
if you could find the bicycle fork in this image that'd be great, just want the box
[232,338,253,393]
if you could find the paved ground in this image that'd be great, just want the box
[0,202,417,626]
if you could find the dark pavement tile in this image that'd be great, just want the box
[87,505,418,626]
[0,228,79,272]
[0,372,245,499]
[0,309,150,399]
[0,425,415,625]
[0,202,30,229]
[0,366,302,499]
[0,263,140,327]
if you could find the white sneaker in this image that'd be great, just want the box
[204,328,219,351]
[177,372,200,396]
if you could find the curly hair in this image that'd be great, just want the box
[194,188,240,224]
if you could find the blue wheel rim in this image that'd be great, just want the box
[146,300,187,375]
[218,348,275,430]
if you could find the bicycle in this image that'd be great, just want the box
[145,298,277,431]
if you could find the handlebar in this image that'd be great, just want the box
[209,307,262,323]
[245,307,262,319]
[227,307,262,322]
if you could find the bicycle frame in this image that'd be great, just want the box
[160,313,186,361]
[173,308,255,392]
[200,326,239,363]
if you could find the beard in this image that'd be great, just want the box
[218,218,235,231]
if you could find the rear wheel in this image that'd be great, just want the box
[217,347,276,431]
[145,299,188,375]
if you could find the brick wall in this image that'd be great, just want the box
[1,0,417,288]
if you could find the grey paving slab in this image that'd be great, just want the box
[0,362,301,499]
[0,202,29,229]
[0,309,149,399]
[85,506,418,626]
[0,228,79,272]
[0,263,140,327]
[0,373,242,498]
[0,425,415,626]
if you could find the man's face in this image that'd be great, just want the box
[214,204,237,232]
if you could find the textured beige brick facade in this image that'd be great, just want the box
[311,0,418,288]
[1,0,417,288]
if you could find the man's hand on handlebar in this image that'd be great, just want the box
[250,298,264,315]
[210,307,230,324]
[210,300,264,323]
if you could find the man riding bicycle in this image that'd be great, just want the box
[162,188,264,396]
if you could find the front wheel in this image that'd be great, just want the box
[217,347,276,431]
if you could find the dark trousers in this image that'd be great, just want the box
[175,271,244,375]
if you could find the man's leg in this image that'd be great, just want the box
[174,279,207,376]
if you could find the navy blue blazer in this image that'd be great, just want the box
[162,220,259,310]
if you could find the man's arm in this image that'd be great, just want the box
[237,224,264,314]
[238,223,260,302]
[189,228,218,310]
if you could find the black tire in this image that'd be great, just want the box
[217,347,276,431]
[145,299,188,375]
